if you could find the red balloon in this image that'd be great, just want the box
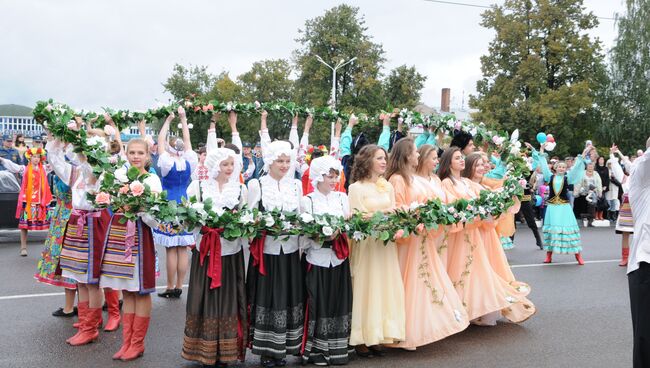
[546,135,555,143]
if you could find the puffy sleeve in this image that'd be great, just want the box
[347,183,367,213]
[247,179,261,209]
[206,128,218,152]
[259,129,271,154]
[157,151,174,178]
[339,192,350,218]
[294,179,303,213]
[567,155,586,185]
[183,150,199,173]
[610,155,625,183]
[238,183,248,209]
[532,151,553,183]
[145,174,162,194]
[300,196,313,215]
[0,157,24,174]
[46,140,74,186]
[330,134,340,159]
[388,175,408,209]
[186,180,200,200]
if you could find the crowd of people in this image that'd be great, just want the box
[0,108,645,367]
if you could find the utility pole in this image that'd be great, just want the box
[315,55,357,143]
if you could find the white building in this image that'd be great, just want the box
[0,104,45,139]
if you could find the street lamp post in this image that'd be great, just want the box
[315,55,357,109]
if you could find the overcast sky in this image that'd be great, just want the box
[0,0,624,112]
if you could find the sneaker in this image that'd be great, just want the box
[52,307,76,317]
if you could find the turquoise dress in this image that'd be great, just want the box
[533,152,585,254]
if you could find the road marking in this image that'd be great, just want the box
[511,259,620,268]
[0,284,189,301]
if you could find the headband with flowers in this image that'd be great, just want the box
[25,147,46,159]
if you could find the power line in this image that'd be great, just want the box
[422,0,617,21]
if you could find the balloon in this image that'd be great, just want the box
[546,134,555,143]
[536,132,547,144]
[534,195,543,207]
[545,142,557,151]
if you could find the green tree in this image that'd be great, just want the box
[470,0,608,157]
[293,4,387,144]
[598,0,650,154]
[383,65,427,108]
[238,59,294,101]
[163,64,214,100]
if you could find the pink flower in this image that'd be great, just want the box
[518,179,527,187]
[454,121,462,130]
[66,121,78,131]
[254,101,261,109]
[416,223,425,234]
[202,105,209,112]
[45,104,53,112]
[193,106,201,112]
[119,184,129,195]
[206,103,214,111]
[393,229,405,240]
[103,125,116,136]
[129,181,145,197]
[109,156,118,164]
[95,192,111,205]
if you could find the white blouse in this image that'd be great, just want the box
[300,190,350,267]
[112,166,163,229]
[47,140,100,211]
[157,150,198,177]
[187,179,248,256]
[247,175,302,254]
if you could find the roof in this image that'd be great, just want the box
[0,104,33,117]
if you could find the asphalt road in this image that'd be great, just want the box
[0,225,633,368]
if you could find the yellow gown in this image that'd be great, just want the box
[348,179,406,346]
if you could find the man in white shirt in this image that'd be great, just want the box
[627,137,650,368]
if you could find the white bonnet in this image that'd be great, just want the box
[204,147,240,180]
[263,140,294,173]
[309,155,342,189]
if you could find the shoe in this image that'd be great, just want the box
[368,345,385,357]
[173,288,183,298]
[121,315,150,361]
[260,356,276,367]
[274,358,287,367]
[308,355,329,366]
[20,248,27,257]
[543,252,553,264]
[157,289,175,298]
[104,289,121,332]
[575,253,585,266]
[354,345,373,358]
[52,307,76,317]
[112,313,134,360]
[69,301,88,339]
[619,248,629,267]
[68,307,102,346]
[103,299,123,311]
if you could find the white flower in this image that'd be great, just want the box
[264,214,275,227]
[398,117,404,124]
[187,123,194,129]
[191,203,208,218]
[517,285,529,293]
[300,213,314,223]
[316,217,328,226]
[470,127,478,136]
[353,231,364,241]
[184,101,193,107]
[226,102,234,111]
[344,224,350,231]
[510,129,519,143]
[448,207,456,213]
[322,226,334,237]
[279,213,286,221]
[115,169,129,183]
[254,101,261,109]
[177,123,183,129]
[240,212,255,224]
[409,201,420,210]
[150,205,160,212]
[282,221,292,231]
[86,135,106,149]
[405,117,412,126]
[447,120,455,129]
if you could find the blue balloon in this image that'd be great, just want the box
[534,195,543,207]
[536,132,547,144]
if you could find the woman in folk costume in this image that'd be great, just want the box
[99,138,161,361]
[48,126,112,346]
[35,140,78,317]
[438,147,532,325]
[462,152,536,325]
[610,146,633,266]
[385,139,469,350]
[181,147,248,367]
[247,139,305,368]
[154,107,197,299]
[529,143,592,265]
[0,147,52,256]
[299,156,352,365]
[347,143,405,357]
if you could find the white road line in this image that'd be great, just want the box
[511,259,620,268]
[0,284,189,301]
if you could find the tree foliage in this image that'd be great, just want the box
[470,0,607,157]
[598,0,650,153]
[383,65,427,108]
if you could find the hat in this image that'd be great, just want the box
[450,131,473,151]
[204,147,240,180]
[309,156,342,189]
[243,141,252,148]
[33,135,44,143]
[263,140,294,173]
[2,134,11,141]
[254,142,261,147]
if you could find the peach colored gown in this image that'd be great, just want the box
[387,175,469,348]
[468,180,536,323]
[441,177,534,323]
[482,177,518,248]
[348,179,406,346]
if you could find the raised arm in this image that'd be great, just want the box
[414,130,429,148]
[339,115,357,158]
[178,106,192,152]
[531,150,552,183]
[228,111,243,152]
[46,140,74,186]
[330,119,342,158]
[289,115,300,151]
[104,113,123,155]
[0,157,24,174]
[486,152,506,179]
[206,113,219,153]
[157,112,175,155]
[377,114,391,151]
[298,115,312,163]
[567,155,586,185]
[259,110,271,153]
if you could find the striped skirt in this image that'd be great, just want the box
[247,250,305,359]
[58,209,111,284]
[18,203,50,230]
[616,193,634,234]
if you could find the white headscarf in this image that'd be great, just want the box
[263,140,295,174]
[204,147,241,185]
[309,156,342,190]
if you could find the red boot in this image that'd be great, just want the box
[71,301,87,330]
[104,289,121,332]
[543,251,553,264]
[619,248,629,267]
[575,253,585,266]
[112,313,135,360]
[68,307,102,346]
[121,315,150,361]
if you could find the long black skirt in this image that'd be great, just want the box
[182,249,247,365]
[301,259,352,365]
[247,250,305,359]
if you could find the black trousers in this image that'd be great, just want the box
[629,262,650,368]
[518,201,538,231]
